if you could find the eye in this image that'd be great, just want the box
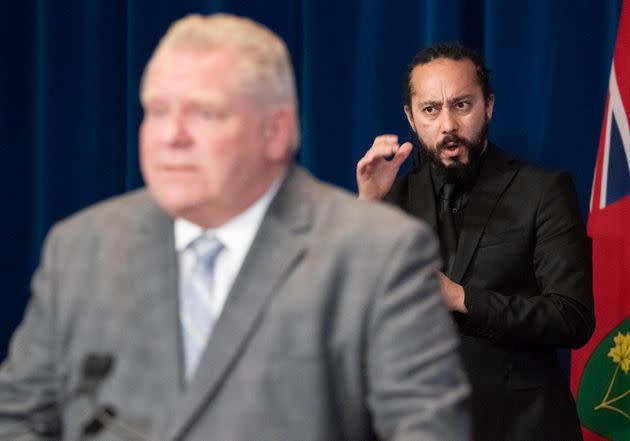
[198,106,227,120]
[423,106,436,114]
[455,101,470,110]
[200,108,218,119]
[145,104,168,118]
[421,104,441,119]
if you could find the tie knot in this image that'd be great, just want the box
[441,183,458,201]
[190,235,223,266]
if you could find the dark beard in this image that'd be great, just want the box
[412,122,488,187]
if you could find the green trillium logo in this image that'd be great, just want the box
[578,318,630,440]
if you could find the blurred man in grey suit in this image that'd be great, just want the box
[0,14,470,441]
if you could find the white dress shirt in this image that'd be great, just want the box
[174,177,283,327]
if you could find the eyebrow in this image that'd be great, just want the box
[418,94,476,107]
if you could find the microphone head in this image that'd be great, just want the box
[81,406,117,436]
[83,353,114,380]
[76,353,115,397]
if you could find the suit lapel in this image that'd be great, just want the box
[167,166,312,440]
[450,146,518,282]
[406,167,438,232]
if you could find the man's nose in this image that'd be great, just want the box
[440,108,459,134]
[163,114,192,147]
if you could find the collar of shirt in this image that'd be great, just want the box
[174,174,285,255]
[174,174,285,317]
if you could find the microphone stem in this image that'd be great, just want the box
[95,409,152,441]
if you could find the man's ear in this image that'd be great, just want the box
[404,105,417,133]
[486,94,495,121]
[264,104,297,162]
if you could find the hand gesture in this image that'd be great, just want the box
[356,134,412,200]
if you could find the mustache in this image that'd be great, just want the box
[436,134,474,152]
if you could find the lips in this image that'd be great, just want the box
[162,164,196,172]
[442,143,465,158]
[157,164,199,179]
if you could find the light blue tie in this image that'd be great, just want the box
[181,235,223,381]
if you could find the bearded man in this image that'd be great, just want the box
[356,43,594,441]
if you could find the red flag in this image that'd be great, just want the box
[571,2,630,440]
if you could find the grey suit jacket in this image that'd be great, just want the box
[0,165,470,441]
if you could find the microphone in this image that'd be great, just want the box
[2,352,151,441]
[76,353,115,401]
[81,406,117,436]
[80,405,151,441]
[76,355,152,441]
[0,352,113,441]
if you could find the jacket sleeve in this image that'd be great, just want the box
[0,225,64,439]
[367,223,471,441]
[459,171,595,348]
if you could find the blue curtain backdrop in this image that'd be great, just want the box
[0,1,622,365]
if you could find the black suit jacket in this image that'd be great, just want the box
[385,145,594,441]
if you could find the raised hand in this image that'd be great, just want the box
[356,134,412,200]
